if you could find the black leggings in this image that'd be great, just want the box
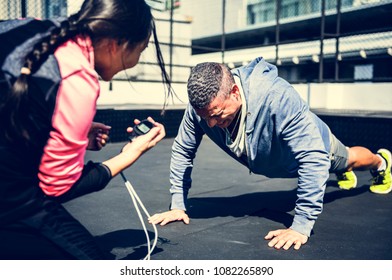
[0,162,113,259]
[0,200,112,260]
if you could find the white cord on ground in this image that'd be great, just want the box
[120,171,158,260]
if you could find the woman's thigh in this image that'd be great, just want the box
[1,200,110,260]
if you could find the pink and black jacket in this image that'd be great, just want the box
[0,18,111,225]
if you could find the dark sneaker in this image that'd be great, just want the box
[370,149,392,194]
[336,171,357,190]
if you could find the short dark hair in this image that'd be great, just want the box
[187,62,234,109]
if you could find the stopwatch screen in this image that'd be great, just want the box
[138,123,151,134]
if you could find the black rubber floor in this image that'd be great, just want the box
[64,137,392,260]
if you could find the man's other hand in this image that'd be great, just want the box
[264,228,308,250]
[149,209,190,226]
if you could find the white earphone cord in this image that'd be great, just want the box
[120,172,158,260]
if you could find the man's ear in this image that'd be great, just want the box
[231,84,240,100]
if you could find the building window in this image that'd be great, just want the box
[354,64,374,80]
[45,0,67,18]
[281,0,300,18]
[247,0,275,25]
[246,0,358,25]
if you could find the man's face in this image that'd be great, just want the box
[195,85,242,129]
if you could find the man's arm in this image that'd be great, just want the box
[149,104,204,225]
[265,85,330,249]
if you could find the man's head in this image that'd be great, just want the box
[187,62,242,129]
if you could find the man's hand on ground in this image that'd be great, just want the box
[149,209,190,226]
[264,228,308,250]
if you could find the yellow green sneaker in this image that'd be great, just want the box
[370,149,392,194]
[336,170,357,190]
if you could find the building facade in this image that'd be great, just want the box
[179,0,392,83]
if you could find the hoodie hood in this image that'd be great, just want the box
[231,57,278,130]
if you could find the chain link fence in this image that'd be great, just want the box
[0,0,83,19]
[0,1,191,85]
[246,0,385,25]
[190,0,392,83]
[275,0,392,82]
[1,0,391,83]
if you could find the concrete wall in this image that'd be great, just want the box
[97,80,188,109]
[97,80,391,112]
[180,0,247,38]
[294,82,392,111]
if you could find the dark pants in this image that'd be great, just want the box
[0,200,112,260]
[0,162,113,259]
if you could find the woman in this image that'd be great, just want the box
[0,0,171,259]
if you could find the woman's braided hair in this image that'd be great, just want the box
[2,19,79,142]
[1,0,172,143]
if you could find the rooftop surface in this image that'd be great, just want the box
[65,137,392,260]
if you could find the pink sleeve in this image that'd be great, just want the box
[38,40,99,196]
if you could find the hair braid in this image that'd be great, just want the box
[3,19,77,143]
[2,0,175,143]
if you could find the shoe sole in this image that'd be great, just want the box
[370,186,392,194]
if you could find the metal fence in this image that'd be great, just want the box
[0,0,81,19]
[0,0,190,85]
[1,0,392,83]
[190,0,392,83]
